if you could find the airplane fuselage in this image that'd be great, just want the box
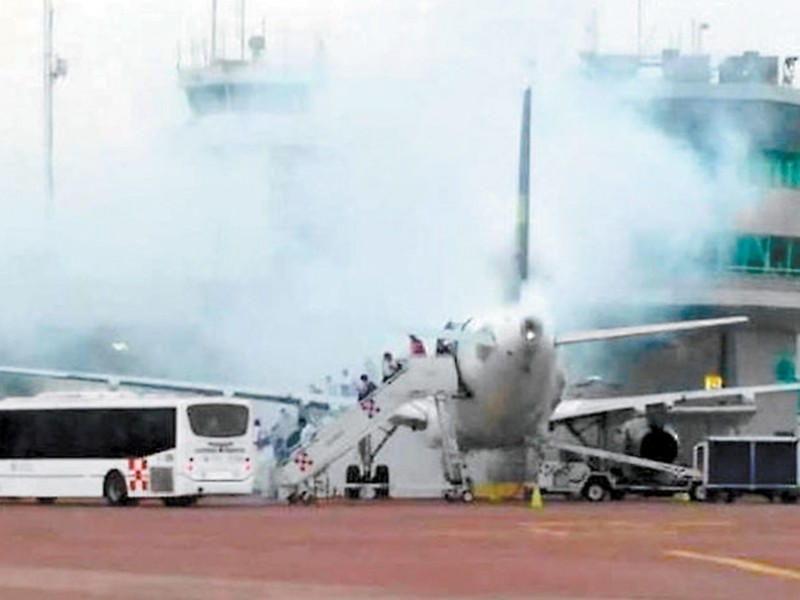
[451,315,564,450]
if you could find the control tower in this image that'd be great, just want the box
[176,1,325,156]
[178,33,322,117]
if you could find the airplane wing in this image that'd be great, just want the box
[553,316,748,346]
[0,365,333,411]
[550,381,800,422]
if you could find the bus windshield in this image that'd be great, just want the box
[187,404,248,438]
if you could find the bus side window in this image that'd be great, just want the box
[14,413,35,459]
[0,414,10,458]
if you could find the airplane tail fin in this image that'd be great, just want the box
[509,86,532,303]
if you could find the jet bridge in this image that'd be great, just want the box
[274,356,460,502]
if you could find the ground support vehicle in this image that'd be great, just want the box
[536,441,700,502]
[691,436,799,503]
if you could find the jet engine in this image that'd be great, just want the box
[389,398,442,447]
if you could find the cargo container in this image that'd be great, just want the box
[691,436,799,503]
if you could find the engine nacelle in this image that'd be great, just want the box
[389,399,442,447]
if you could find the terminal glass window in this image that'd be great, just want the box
[747,151,800,189]
[771,237,791,270]
[728,234,800,277]
[732,236,769,272]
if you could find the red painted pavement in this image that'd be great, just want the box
[0,498,797,599]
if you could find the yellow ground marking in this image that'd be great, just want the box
[666,549,800,582]
[517,519,731,538]
[430,519,732,542]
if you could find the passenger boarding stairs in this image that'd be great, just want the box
[274,356,459,501]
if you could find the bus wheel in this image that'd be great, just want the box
[36,497,56,505]
[104,471,129,506]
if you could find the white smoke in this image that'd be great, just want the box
[0,1,776,394]
[527,73,757,328]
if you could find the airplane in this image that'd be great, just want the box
[387,312,752,454]
[0,87,791,500]
[376,87,764,480]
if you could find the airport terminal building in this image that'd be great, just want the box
[578,50,800,416]
[509,49,800,481]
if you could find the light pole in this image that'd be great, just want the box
[240,0,246,61]
[43,0,67,219]
[697,22,710,54]
[637,0,643,59]
[210,0,218,63]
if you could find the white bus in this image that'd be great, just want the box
[0,391,255,506]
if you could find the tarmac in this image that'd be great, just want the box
[0,497,798,599]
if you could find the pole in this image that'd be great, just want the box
[636,0,643,59]
[210,0,218,63]
[240,0,246,60]
[43,0,53,219]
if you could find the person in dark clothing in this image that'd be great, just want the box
[356,373,377,400]
[382,351,401,382]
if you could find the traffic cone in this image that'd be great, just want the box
[530,484,544,510]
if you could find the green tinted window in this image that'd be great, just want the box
[747,152,800,189]
[729,235,800,277]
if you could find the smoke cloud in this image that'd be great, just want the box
[0,1,770,396]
